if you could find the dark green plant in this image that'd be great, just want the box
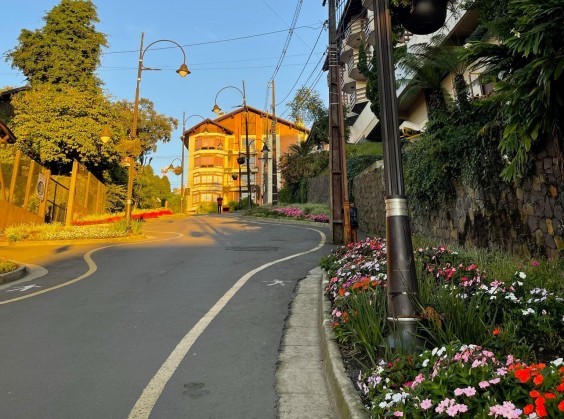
[463,0,564,180]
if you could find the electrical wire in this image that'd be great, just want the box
[268,0,303,81]
[275,22,327,107]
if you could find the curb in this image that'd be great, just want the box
[319,270,367,419]
[0,265,27,285]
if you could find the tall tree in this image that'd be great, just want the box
[6,0,107,92]
[287,87,329,147]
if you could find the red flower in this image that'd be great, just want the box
[558,400,564,412]
[544,393,556,399]
[557,382,564,392]
[536,403,547,417]
[492,328,500,336]
[515,368,531,383]
[523,405,534,415]
[535,396,545,406]
[530,390,541,398]
[534,374,545,386]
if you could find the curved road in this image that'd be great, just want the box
[0,214,331,419]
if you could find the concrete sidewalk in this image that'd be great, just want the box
[277,267,366,419]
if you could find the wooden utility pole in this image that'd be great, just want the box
[271,81,278,205]
[327,0,350,244]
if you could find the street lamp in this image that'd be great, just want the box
[124,32,190,223]
[212,81,252,209]
[371,0,448,351]
[180,113,206,214]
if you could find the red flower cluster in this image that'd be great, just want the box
[511,363,564,417]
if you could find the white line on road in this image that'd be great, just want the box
[127,227,327,419]
[0,232,183,305]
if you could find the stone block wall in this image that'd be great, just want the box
[344,139,563,260]
[307,175,330,204]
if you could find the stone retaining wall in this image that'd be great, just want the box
[319,139,563,260]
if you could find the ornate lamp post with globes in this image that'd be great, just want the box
[101,32,190,224]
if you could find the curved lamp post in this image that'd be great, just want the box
[124,32,190,223]
[371,0,448,351]
[212,82,252,209]
[180,113,206,213]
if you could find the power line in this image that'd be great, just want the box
[101,23,322,56]
[269,0,304,81]
[275,22,327,107]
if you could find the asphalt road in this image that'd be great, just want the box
[0,214,332,419]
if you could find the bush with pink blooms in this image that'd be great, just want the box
[320,237,564,418]
[246,204,329,223]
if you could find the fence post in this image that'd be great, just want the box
[8,150,21,203]
[23,159,34,210]
[38,169,51,222]
[65,160,79,226]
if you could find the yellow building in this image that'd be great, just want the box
[182,106,308,212]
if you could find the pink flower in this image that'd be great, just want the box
[420,399,433,410]
[532,260,539,267]
[479,381,490,389]
[393,412,403,417]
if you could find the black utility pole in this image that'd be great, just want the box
[373,0,419,350]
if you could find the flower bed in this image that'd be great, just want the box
[270,207,329,223]
[321,238,564,418]
[72,209,173,225]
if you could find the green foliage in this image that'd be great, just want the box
[279,149,329,203]
[463,0,564,180]
[10,84,114,175]
[287,87,328,147]
[108,99,178,163]
[277,186,293,204]
[134,165,174,210]
[6,0,107,92]
[0,257,19,274]
[195,202,216,214]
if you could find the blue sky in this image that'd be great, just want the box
[0,0,329,189]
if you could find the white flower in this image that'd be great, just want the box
[521,308,535,316]
[422,359,430,368]
[518,272,527,279]
[551,358,563,367]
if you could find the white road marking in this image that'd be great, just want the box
[0,232,183,305]
[7,284,41,292]
[127,227,326,419]
[263,279,288,286]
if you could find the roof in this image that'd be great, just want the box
[212,105,310,134]
[0,120,17,144]
[183,118,234,137]
[0,86,30,101]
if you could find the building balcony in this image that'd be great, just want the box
[364,16,375,45]
[346,50,368,81]
[344,17,367,48]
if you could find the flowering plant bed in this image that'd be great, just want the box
[72,209,173,225]
[320,238,564,417]
[246,205,329,223]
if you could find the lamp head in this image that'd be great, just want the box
[176,63,190,77]
[212,104,221,114]
[100,126,112,144]
[261,143,270,153]
[167,163,175,171]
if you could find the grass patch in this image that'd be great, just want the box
[0,257,19,274]
[2,220,143,243]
